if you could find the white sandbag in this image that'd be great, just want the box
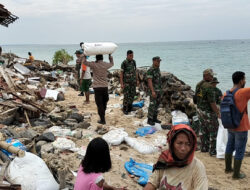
[171,110,189,125]
[124,137,159,154]
[5,152,59,190]
[102,129,128,145]
[52,137,78,151]
[82,42,118,56]
[216,119,228,159]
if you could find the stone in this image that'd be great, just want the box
[69,112,84,123]
[37,132,55,142]
[64,118,78,127]
[41,143,54,154]
[75,121,90,129]
[73,130,82,139]
[19,129,38,139]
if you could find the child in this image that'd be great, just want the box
[74,137,126,190]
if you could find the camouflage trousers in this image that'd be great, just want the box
[123,83,136,108]
[191,109,219,154]
[147,92,161,120]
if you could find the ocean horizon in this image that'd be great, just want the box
[2,39,250,93]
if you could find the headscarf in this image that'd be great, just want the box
[154,124,197,170]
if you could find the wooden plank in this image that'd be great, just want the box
[0,67,15,90]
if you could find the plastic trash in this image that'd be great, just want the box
[5,152,59,190]
[124,158,153,186]
[125,137,159,154]
[47,126,73,137]
[14,63,31,75]
[132,100,144,108]
[0,138,26,158]
[52,137,78,151]
[82,42,118,56]
[102,129,128,145]
[136,126,156,137]
[216,119,228,159]
[171,110,189,125]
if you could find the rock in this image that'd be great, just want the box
[36,140,47,147]
[41,143,54,154]
[64,118,78,127]
[19,129,38,139]
[57,92,65,101]
[69,112,84,123]
[120,144,128,151]
[73,130,82,139]
[75,121,90,129]
[37,132,55,142]
[135,109,144,119]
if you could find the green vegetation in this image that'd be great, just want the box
[52,49,73,65]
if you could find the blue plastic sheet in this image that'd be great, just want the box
[0,138,27,157]
[132,100,144,108]
[124,158,153,186]
[135,126,156,137]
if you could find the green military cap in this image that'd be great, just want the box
[211,77,219,84]
[75,49,83,54]
[203,68,216,76]
[152,56,162,61]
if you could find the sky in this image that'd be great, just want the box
[1,0,250,44]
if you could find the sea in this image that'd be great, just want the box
[2,39,250,93]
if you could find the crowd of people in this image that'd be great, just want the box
[73,44,250,189]
[1,44,249,189]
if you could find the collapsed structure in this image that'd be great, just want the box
[0,4,18,27]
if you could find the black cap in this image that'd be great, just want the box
[75,50,83,54]
[152,56,161,61]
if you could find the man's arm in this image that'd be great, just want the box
[210,102,221,118]
[148,78,156,99]
[106,54,114,69]
[120,71,124,89]
[81,56,95,68]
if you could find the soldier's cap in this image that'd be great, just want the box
[152,56,162,61]
[210,77,219,84]
[75,49,83,54]
[203,68,216,76]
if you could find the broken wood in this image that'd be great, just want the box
[24,110,32,128]
[0,67,15,90]
[0,141,25,157]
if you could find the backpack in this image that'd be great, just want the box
[220,88,243,129]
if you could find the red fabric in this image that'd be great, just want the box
[157,124,197,168]
[82,64,87,71]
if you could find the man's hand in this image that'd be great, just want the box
[109,54,113,61]
[152,91,157,99]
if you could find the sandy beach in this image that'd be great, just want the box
[59,87,250,190]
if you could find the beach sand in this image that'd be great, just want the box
[60,87,250,190]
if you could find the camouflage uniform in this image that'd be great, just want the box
[75,57,82,87]
[121,59,137,110]
[147,66,162,120]
[214,87,222,104]
[192,81,219,154]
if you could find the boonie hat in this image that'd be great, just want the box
[211,77,219,84]
[203,68,216,76]
[152,56,161,61]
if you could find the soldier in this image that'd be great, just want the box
[120,50,139,114]
[210,77,222,105]
[147,56,162,125]
[193,69,220,156]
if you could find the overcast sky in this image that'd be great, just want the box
[1,0,250,44]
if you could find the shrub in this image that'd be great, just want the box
[52,49,73,65]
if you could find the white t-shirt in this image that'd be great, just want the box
[149,157,208,190]
[80,64,92,80]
